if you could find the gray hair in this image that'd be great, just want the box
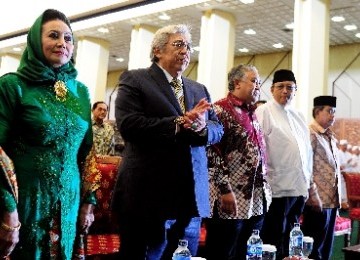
[150,24,192,62]
[228,64,258,91]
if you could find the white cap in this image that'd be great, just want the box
[352,146,359,151]
[347,144,352,149]
[339,139,348,145]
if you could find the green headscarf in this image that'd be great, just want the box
[16,9,77,84]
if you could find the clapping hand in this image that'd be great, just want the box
[183,98,211,132]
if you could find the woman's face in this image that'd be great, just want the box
[41,19,74,68]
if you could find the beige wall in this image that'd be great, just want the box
[104,43,360,119]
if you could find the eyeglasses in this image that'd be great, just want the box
[274,84,297,92]
[169,40,194,53]
[326,107,336,115]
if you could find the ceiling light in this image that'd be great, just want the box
[13,47,22,52]
[159,13,171,20]
[244,29,256,35]
[239,0,254,4]
[97,27,109,33]
[71,0,208,31]
[285,22,294,30]
[238,48,249,52]
[273,43,284,49]
[116,57,124,62]
[331,16,345,22]
[344,24,357,31]
[356,33,360,38]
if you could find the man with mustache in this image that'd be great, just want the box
[112,24,223,260]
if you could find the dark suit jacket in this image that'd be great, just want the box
[112,63,223,222]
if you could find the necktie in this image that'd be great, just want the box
[170,77,185,113]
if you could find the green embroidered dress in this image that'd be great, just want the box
[0,12,93,260]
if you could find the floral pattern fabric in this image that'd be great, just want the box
[207,93,272,219]
[92,120,115,155]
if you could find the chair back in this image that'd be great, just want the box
[90,156,122,233]
[343,172,360,209]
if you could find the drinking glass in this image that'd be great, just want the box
[262,244,276,260]
[302,236,314,258]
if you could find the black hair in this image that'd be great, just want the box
[312,106,325,118]
[42,9,72,31]
[92,101,108,110]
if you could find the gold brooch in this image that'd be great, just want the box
[54,80,68,102]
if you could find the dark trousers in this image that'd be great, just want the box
[260,196,305,260]
[204,204,265,260]
[301,206,337,260]
[118,215,200,260]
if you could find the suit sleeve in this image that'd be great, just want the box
[176,85,223,147]
[115,70,179,145]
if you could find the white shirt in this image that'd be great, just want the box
[255,100,313,197]
[338,150,353,172]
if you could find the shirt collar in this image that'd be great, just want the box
[272,99,293,111]
[311,120,326,134]
[92,119,104,127]
[228,92,254,111]
[310,119,334,137]
[156,63,182,84]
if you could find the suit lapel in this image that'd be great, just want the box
[148,64,183,115]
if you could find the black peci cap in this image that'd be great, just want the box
[272,69,296,84]
[313,95,336,107]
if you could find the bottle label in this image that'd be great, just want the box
[247,245,262,256]
[289,235,303,256]
[172,256,191,260]
[290,236,303,246]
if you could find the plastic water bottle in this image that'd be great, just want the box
[289,223,303,257]
[172,239,191,260]
[246,229,263,260]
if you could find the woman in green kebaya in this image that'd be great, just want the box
[0,9,99,259]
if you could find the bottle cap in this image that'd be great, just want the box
[178,239,188,247]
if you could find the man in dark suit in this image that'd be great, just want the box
[112,24,224,260]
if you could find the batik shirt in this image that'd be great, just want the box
[307,120,341,209]
[207,93,272,219]
[92,120,115,155]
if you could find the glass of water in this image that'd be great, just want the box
[302,236,314,258]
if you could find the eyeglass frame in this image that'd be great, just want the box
[167,40,194,53]
[273,83,297,92]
